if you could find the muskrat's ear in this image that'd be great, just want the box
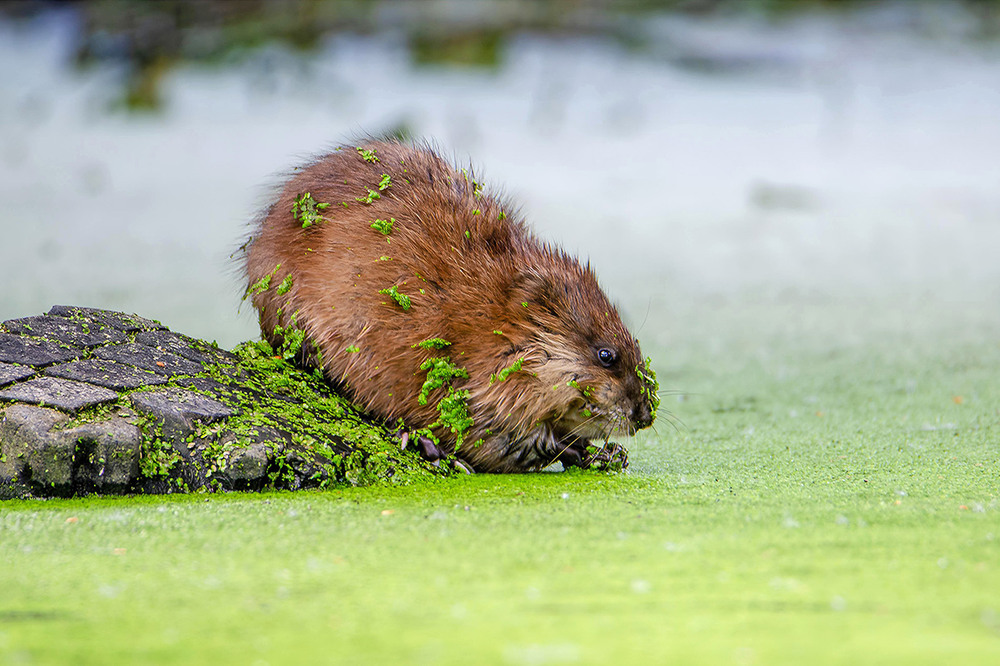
[510,271,563,321]
[510,271,556,307]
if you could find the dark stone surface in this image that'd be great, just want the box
[0,405,141,497]
[212,427,288,488]
[134,329,238,365]
[174,376,233,395]
[0,333,83,367]
[0,305,444,498]
[95,343,204,376]
[175,375,293,406]
[224,441,271,483]
[68,417,141,488]
[130,388,237,438]
[45,359,168,390]
[0,405,74,490]
[47,305,167,333]
[0,376,118,413]
[2,315,127,348]
[0,362,35,387]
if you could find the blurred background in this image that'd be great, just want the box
[1,0,998,349]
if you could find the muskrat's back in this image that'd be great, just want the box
[245,141,657,472]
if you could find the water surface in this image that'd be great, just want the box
[1,4,998,347]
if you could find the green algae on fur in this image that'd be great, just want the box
[370,218,394,235]
[292,192,330,229]
[413,338,451,350]
[417,357,468,406]
[490,357,523,384]
[431,387,475,450]
[356,147,379,163]
[637,356,660,420]
[379,285,411,311]
[567,378,595,400]
[244,263,281,300]
[413,353,476,450]
[271,311,306,360]
[356,188,381,204]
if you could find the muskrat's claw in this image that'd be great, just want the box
[416,435,446,462]
[452,459,476,474]
[395,430,448,465]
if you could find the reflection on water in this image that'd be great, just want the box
[1,2,998,347]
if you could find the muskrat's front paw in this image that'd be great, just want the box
[583,442,629,472]
[557,440,629,472]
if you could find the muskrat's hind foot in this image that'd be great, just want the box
[416,434,446,463]
[395,429,449,465]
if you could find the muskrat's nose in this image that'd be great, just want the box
[633,400,653,429]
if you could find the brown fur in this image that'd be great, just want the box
[243,140,654,472]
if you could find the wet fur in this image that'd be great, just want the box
[244,140,653,472]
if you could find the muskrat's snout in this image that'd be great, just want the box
[632,399,654,430]
[627,356,659,432]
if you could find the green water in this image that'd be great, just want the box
[2,296,998,665]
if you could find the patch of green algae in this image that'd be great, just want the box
[190,340,447,488]
[45,332,446,494]
[3,296,999,665]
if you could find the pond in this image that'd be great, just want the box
[1,1,998,348]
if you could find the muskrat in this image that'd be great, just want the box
[242,140,658,473]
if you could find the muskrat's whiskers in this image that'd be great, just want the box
[656,408,686,434]
[563,414,602,442]
[636,297,652,334]
[601,416,618,444]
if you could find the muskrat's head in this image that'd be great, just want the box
[501,253,659,446]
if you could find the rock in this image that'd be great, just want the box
[47,305,166,333]
[0,362,35,387]
[133,329,237,365]
[95,343,204,376]
[226,442,270,481]
[0,376,118,413]
[0,405,141,497]
[174,375,268,407]
[214,435,273,487]
[0,333,83,367]
[0,404,74,491]
[2,314,127,348]
[68,418,142,488]
[0,306,448,498]
[45,358,168,391]
[129,388,237,439]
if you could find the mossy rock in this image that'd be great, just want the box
[0,306,448,499]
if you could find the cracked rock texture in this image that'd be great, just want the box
[0,306,440,499]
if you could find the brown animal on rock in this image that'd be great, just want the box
[242,140,658,473]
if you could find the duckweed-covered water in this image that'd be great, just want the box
[1,3,998,664]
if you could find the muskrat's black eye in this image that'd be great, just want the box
[597,348,617,367]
